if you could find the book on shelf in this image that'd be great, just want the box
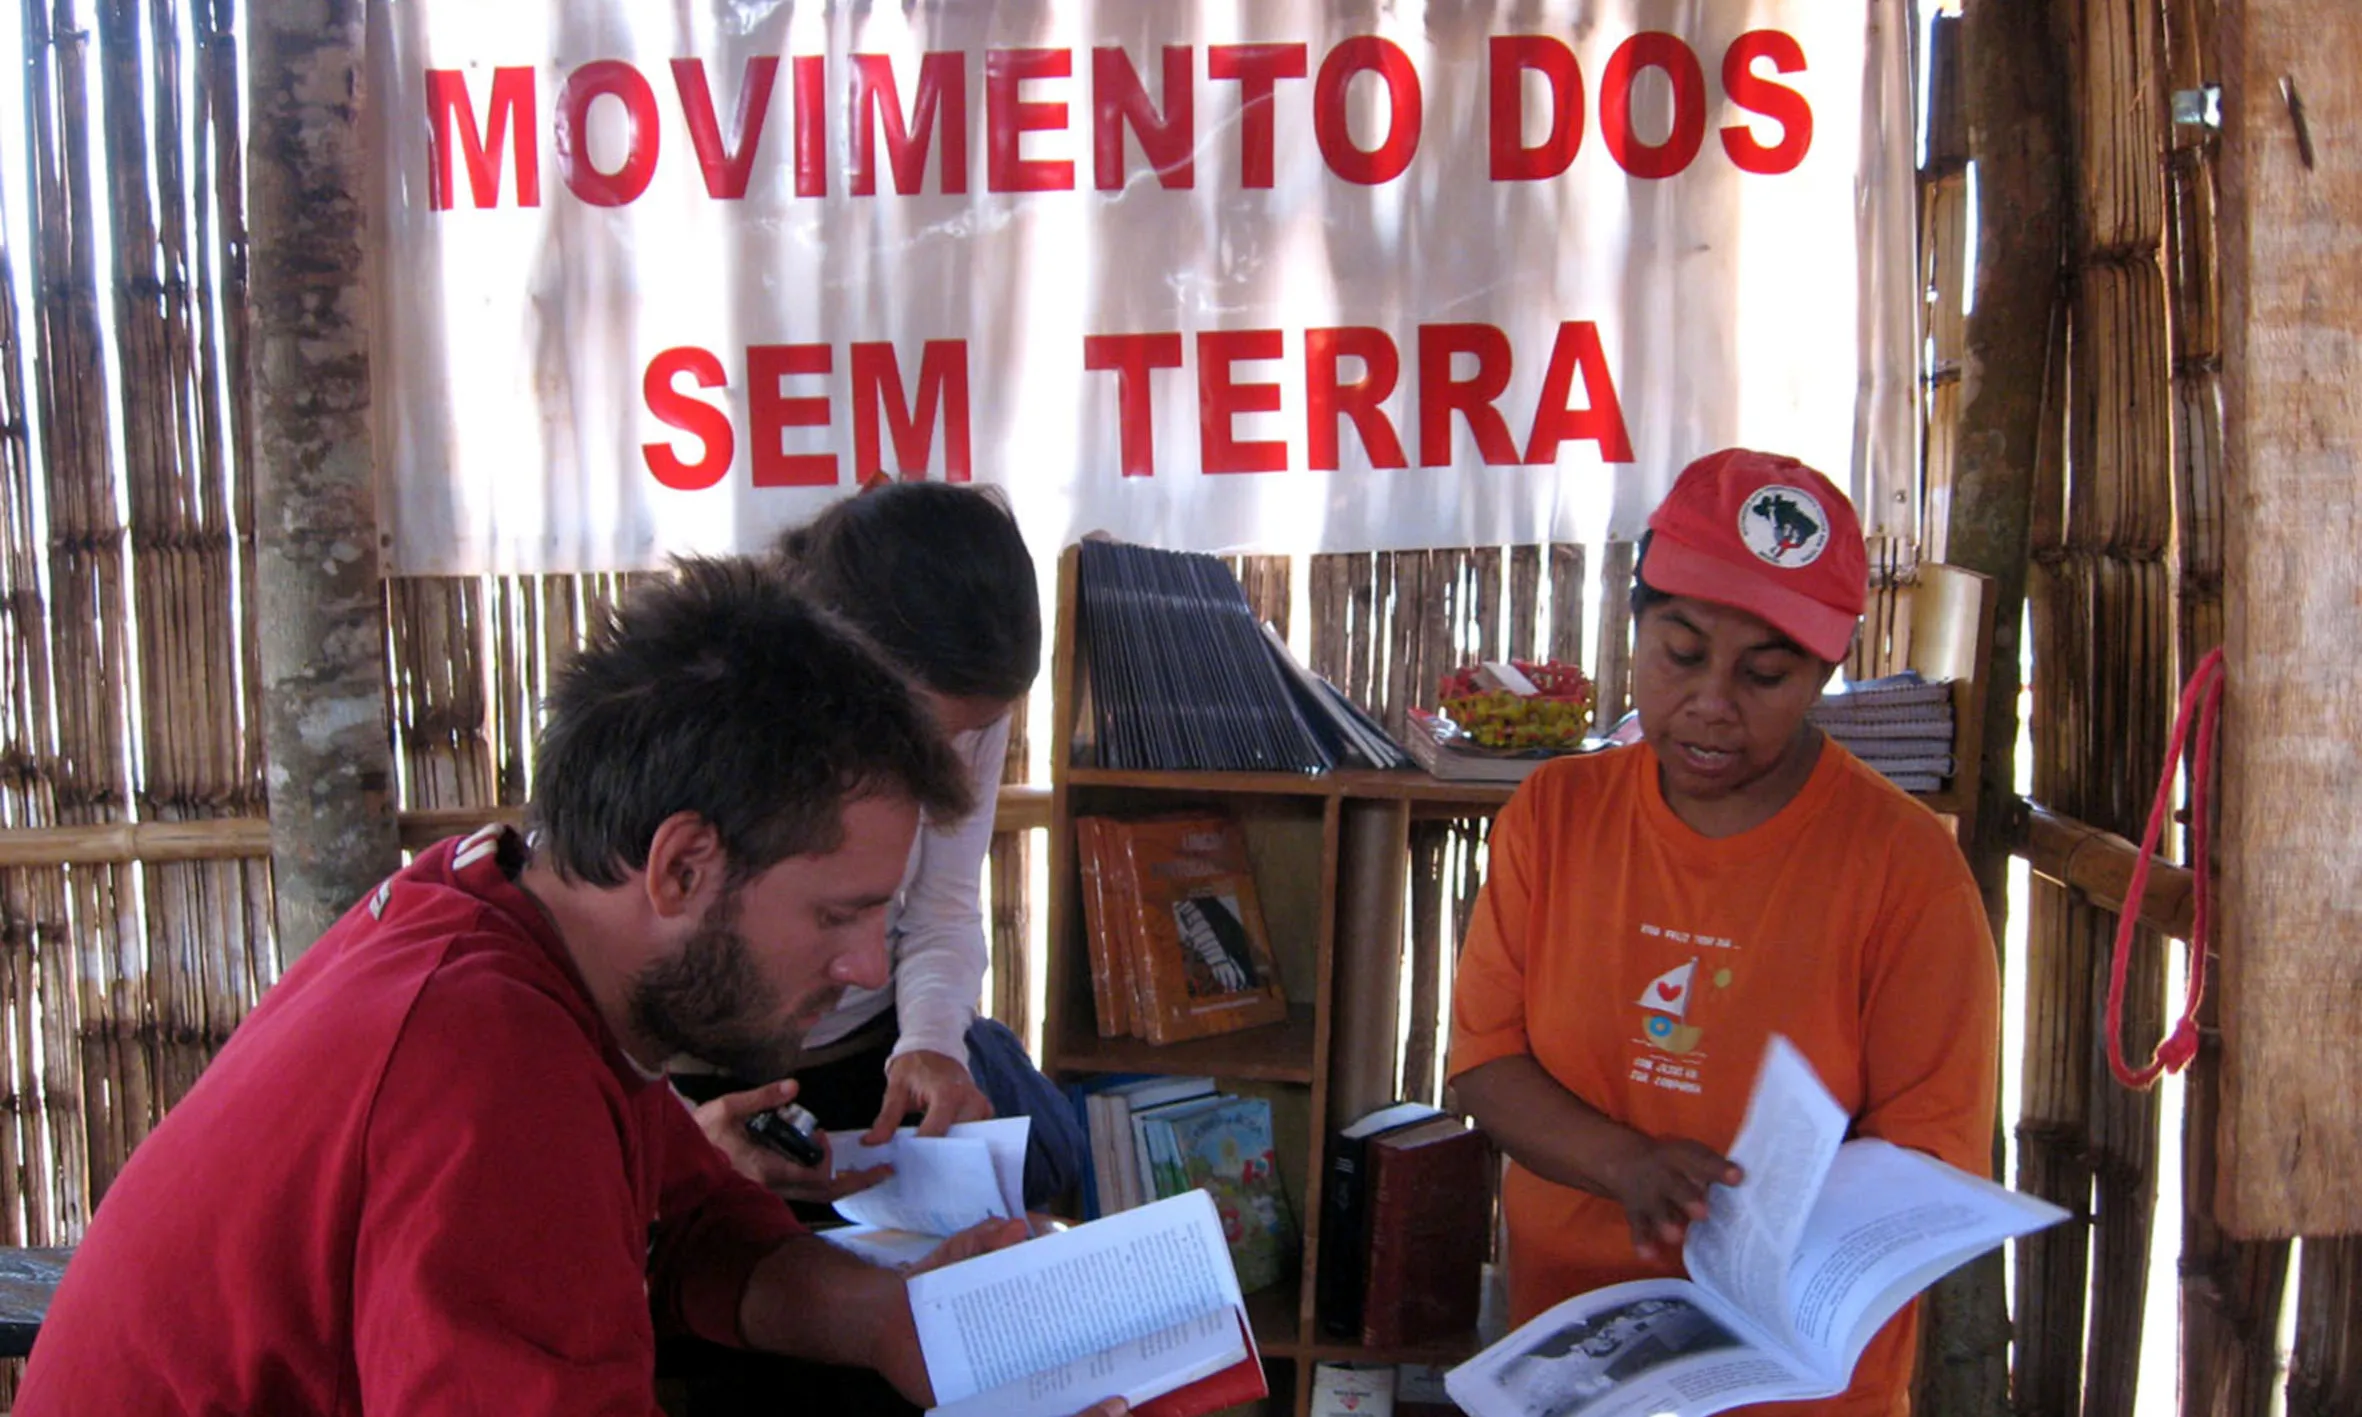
[1317,1101,1447,1338]
[1847,754,1955,778]
[1084,1081,1298,1295]
[1401,707,1576,785]
[812,1118,1030,1270]
[1360,1116,1492,1350]
[1393,1363,1460,1417]
[1084,1076,1217,1216]
[1075,817,1133,1039]
[1259,620,1411,770]
[910,1190,1268,1417]
[1074,538,1335,773]
[1081,813,1289,1046]
[1311,1362,1398,1416]
[1443,1036,2067,1417]
[1809,670,1955,715]
[1157,1095,1298,1295]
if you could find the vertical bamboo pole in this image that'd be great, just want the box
[22,0,142,1204]
[2061,0,2179,1398]
[1547,544,1584,671]
[987,696,1031,1036]
[1593,541,1634,727]
[2011,4,2086,1391]
[1912,21,2037,1399]
[0,134,72,1253]
[1506,545,1539,663]
[2286,1238,2361,1417]
[1400,822,1444,1106]
[249,0,396,956]
[2163,0,2291,1410]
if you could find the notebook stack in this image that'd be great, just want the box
[1074,538,1404,772]
[1809,671,1957,794]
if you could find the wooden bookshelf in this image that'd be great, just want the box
[1050,1003,1320,1084]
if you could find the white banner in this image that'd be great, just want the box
[369,1,1916,576]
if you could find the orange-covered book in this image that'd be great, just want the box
[1102,814,1288,1046]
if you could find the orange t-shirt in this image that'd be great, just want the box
[1447,740,1999,1417]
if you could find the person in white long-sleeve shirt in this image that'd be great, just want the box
[672,482,1084,1218]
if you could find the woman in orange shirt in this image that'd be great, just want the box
[1448,449,2000,1417]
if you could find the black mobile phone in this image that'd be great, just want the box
[745,1102,825,1167]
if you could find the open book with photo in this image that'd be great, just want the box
[811,1118,1030,1270]
[1445,1036,2066,1417]
[910,1190,1267,1417]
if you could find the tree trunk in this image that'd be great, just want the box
[247,0,397,957]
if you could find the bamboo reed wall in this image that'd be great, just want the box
[0,0,265,1256]
[0,1,2351,1413]
[2011,0,2177,1409]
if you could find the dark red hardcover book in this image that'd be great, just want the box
[1359,1116,1491,1350]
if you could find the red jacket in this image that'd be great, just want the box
[17,827,801,1415]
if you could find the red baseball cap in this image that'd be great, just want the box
[1641,449,1868,663]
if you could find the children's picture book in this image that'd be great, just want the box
[1158,1095,1298,1294]
[1444,1036,2068,1417]
[910,1190,1268,1417]
[1107,814,1289,1045]
[810,1118,1029,1270]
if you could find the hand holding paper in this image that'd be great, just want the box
[815,1117,1031,1268]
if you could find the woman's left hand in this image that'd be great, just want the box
[865,1048,996,1142]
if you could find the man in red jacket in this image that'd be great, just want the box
[16,557,1068,1415]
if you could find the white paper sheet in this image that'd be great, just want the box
[828,1117,1031,1234]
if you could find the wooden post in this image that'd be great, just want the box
[246,0,398,957]
[1915,4,2069,1414]
[2162,0,2296,1408]
[2214,0,2362,1240]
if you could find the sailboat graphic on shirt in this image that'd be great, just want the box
[1638,959,1698,1019]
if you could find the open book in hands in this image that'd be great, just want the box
[909,1190,1267,1417]
[1446,1036,2067,1417]
[813,1118,1032,1269]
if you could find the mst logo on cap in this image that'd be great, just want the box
[1739,486,1830,568]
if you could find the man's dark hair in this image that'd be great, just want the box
[530,557,972,887]
[775,482,1042,703]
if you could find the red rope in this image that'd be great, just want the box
[2105,647,2222,1090]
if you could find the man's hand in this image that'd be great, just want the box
[864,1048,994,1142]
[1601,1134,1743,1262]
[909,1216,1032,1275]
[692,1079,892,1203]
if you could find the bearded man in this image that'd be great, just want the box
[18,558,1113,1417]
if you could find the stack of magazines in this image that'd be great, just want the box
[1809,671,1957,793]
[1075,539,1405,773]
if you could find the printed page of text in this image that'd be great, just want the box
[1683,1034,1847,1352]
[1787,1140,2070,1381]
[907,1190,1244,1407]
[926,1307,1246,1417]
